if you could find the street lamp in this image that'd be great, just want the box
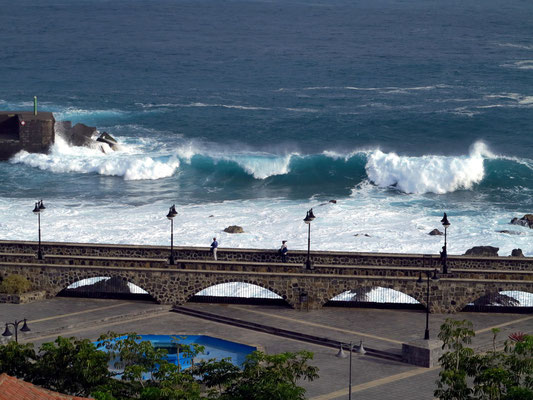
[2,319,30,343]
[335,340,366,400]
[303,208,315,270]
[440,213,450,274]
[33,200,45,260]
[417,269,439,340]
[166,205,178,265]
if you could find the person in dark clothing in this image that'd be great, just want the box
[279,240,288,262]
[211,237,218,260]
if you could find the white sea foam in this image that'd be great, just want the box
[226,153,296,179]
[10,136,180,180]
[183,102,270,110]
[365,142,491,194]
[496,42,533,50]
[484,92,533,105]
[322,149,372,162]
[54,107,127,121]
[302,84,448,93]
[501,60,533,70]
[1,190,530,258]
[284,107,320,113]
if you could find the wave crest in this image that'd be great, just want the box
[10,136,179,181]
[365,142,490,194]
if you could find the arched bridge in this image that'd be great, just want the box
[0,240,532,313]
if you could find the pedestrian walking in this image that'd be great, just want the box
[279,240,288,263]
[210,237,218,260]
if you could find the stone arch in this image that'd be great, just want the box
[321,279,426,309]
[182,276,292,307]
[329,287,420,304]
[462,289,533,311]
[194,281,283,298]
[456,283,533,312]
[52,270,159,302]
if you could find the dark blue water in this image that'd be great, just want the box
[0,0,531,254]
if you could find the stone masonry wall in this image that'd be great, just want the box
[1,240,531,271]
[0,262,531,313]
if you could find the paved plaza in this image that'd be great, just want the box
[1,298,532,399]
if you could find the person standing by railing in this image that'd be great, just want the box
[279,240,288,263]
[210,237,218,260]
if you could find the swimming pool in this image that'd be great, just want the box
[97,334,256,371]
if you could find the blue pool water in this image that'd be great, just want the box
[97,334,257,371]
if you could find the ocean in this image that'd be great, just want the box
[0,0,532,257]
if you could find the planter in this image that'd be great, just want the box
[0,290,47,304]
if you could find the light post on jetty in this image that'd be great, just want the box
[335,340,366,400]
[32,200,45,260]
[440,213,450,274]
[417,269,439,340]
[166,205,178,265]
[2,318,30,343]
[303,208,315,269]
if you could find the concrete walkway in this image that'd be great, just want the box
[1,298,531,400]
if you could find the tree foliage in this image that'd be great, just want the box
[435,318,533,400]
[0,333,319,400]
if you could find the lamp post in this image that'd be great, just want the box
[417,269,439,340]
[303,208,315,269]
[440,213,450,274]
[2,319,30,343]
[33,200,45,260]
[166,205,177,265]
[336,340,366,400]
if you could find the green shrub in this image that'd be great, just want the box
[0,274,32,294]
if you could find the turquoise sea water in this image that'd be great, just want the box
[0,0,531,255]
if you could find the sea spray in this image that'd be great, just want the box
[10,136,180,181]
[364,142,491,194]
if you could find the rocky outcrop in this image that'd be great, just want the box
[497,230,523,235]
[56,122,119,152]
[97,132,119,150]
[510,214,533,229]
[429,229,443,236]
[224,225,244,234]
[511,249,524,257]
[464,246,499,257]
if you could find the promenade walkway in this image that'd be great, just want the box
[1,298,532,399]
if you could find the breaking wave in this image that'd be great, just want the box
[10,136,179,180]
[8,134,532,193]
[365,142,491,194]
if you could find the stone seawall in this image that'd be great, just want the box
[0,240,531,271]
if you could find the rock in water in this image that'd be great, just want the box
[510,214,533,229]
[429,229,443,236]
[97,131,119,150]
[497,230,523,235]
[68,123,98,147]
[224,225,244,233]
[464,246,499,257]
[510,249,524,257]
